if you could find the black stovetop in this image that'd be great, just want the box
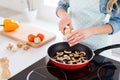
[9,55,120,80]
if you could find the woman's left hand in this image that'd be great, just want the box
[67,24,113,46]
[67,28,93,46]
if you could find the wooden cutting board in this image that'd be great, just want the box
[0,25,56,48]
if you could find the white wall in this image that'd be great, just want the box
[0,0,27,12]
[0,0,59,23]
[37,0,59,23]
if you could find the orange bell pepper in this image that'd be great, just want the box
[0,19,19,32]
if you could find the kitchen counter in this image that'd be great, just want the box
[0,19,63,77]
[0,18,120,78]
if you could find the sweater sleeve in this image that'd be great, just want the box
[56,0,69,17]
[100,0,120,34]
[108,14,120,34]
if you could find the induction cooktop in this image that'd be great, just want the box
[9,55,120,80]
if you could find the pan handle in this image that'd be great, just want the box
[94,44,120,56]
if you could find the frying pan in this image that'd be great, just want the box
[48,42,120,70]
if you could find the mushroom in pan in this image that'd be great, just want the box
[54,50,88,64]
[73,53,80,58]
[71,57,76,61]
[62,61,66,64]
[63,55,71,60]
[56,52,64,56]
[64,50,72,54]
[69,54,74,57]
[68,61,74,64]
[56,57,64,62]
[75,51,80,54]
[79,51,86,57]
[81,57,88,62]
[76,58,82,63]
[68,60,77,64]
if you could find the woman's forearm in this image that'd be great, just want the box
[57,8,73,34]
[87,24,113,35]
[57,8,69,18]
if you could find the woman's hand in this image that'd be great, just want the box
[67,28,93,46]
[59,13,73,34]
[67,24,113,46]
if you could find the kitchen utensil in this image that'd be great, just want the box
[0,25,56,48]
[47,42,120,69]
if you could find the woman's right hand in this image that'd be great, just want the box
[59,13,73,34]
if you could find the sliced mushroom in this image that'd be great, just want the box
[81,57,88,62]
[69,54,73,57]
[75,51,80,54]
[56,57,64,62]
[80,51,86,57]
[71,57,76,61]
[64,50,72,54]
[76,58,81,62]
[62,61,66,64]
[68,60,77,64]
[56,52,64,56]
[63,54,68,58]
[73,53,80,58]
[54,50,87,64]
[63,56,71,60]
